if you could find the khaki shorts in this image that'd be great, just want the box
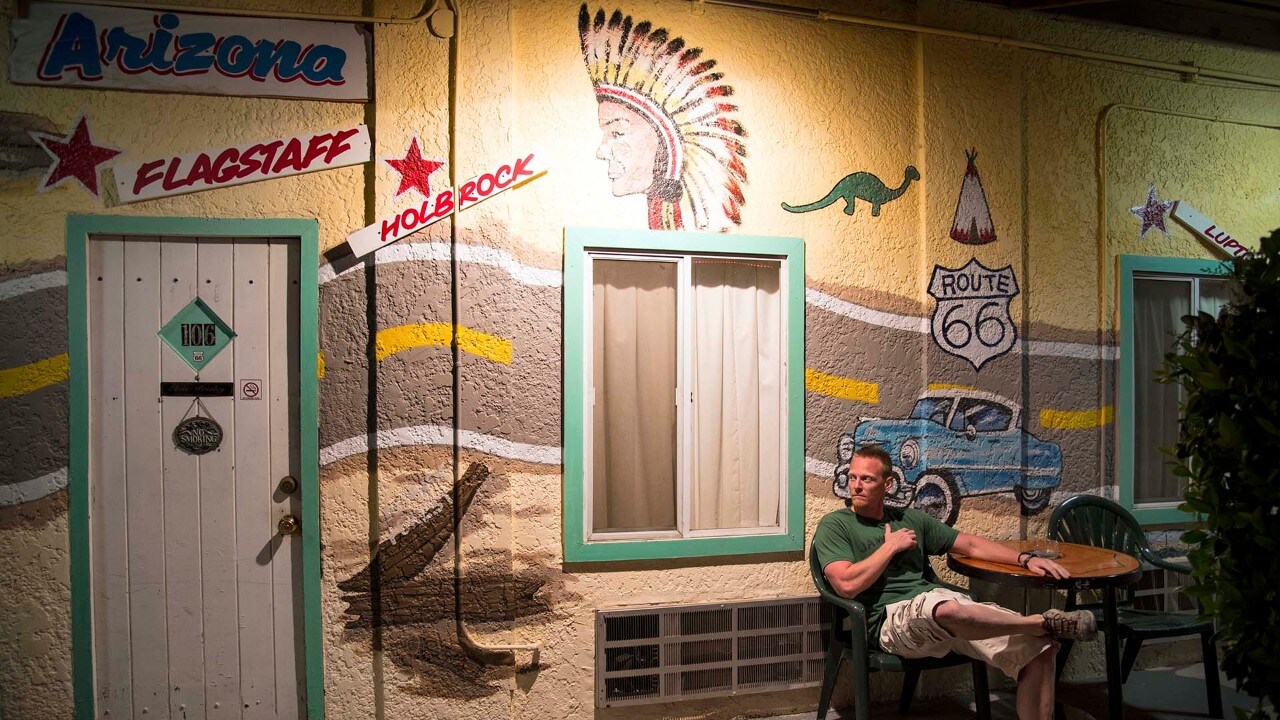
[879,588,1055,680]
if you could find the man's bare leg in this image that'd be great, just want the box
[932,600,1047,640]
[1016,645,1057,720]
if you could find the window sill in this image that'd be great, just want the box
[564,529,803,563]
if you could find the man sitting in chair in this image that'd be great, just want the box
[814,446,1097,720]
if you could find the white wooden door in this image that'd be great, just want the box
[87,235,304,719]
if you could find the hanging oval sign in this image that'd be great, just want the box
[173,415,223,455]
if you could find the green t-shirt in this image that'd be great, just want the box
[812,506,960,644]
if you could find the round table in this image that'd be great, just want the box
[947,541,1142,720]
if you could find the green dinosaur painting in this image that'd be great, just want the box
[782,166,920,217]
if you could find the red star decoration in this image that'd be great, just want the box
[30,115,121,198]
[1128,183,1175,238]
[384,136,445,198]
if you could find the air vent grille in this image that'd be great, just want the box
[596,596,827,707]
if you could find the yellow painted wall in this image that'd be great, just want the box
[0,0,1276,717]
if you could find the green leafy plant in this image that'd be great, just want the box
[1162,228,1280,720]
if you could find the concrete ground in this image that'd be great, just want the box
[765,663,1267,720]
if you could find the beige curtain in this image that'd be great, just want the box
[592,259,677,532]
[1134,277,1190,503]
[690,258,783,530]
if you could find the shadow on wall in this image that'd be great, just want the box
[338,461,577,699]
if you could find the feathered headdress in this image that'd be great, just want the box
[578,5,747,231]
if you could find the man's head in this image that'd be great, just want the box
[845,446,892,517]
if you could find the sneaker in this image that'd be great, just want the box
[1042,609,1098,641]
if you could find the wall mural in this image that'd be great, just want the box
[578,5,747,232]
[928,258,1019,371]
[1129,182,1175,238]
[29,114,120,198]
[832,388,1063,526]
[338,462,574,698]
[781,165,919,217]
[949,149,996,244]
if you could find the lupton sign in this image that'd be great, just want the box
[10,2,370,101]
[1170,202,1255,259]
[346,149,549,259]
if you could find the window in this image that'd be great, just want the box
[563,228,805,562]
[949,398,1012,433]
[1119,255,1232,524]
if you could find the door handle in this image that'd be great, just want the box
[278,514,301,535]
[278,475,298,495]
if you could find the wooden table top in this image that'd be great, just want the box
[947,540,1142,589]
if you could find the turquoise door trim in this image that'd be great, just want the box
[65,215,324,720]
[1118,254,1230,526]
[563,227,806,562]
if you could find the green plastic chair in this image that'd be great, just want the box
[1047,494,1222,718]
[809,544,992,720]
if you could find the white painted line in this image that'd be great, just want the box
[0,270,67,302]
[0,467,67,506]
[805,457,837,478]
[319,424,563,467]
[805,287,929,333]
[319,242,562,287]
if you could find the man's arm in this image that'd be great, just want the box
[950,533,1070,579]
[823,524,918,598]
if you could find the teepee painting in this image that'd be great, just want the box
[949,148,996,245]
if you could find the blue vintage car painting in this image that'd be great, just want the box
[833,389,1062,525]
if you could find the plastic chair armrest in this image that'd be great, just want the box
[1139,546,1192,575]
[817,585,870,639]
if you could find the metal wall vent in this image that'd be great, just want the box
[595,596,827,707]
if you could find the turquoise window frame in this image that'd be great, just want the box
[66,215,324,719]
[1118,254,1230,525]
[563,227,805,562]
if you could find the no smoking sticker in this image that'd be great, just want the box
[240,379,262,400]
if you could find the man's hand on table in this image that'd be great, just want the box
[1026,556,1070,579]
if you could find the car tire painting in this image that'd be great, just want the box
[833,389,1063,526]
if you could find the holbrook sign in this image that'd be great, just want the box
[346,150,549,259]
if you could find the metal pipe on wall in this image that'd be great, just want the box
[692,0,1280,90]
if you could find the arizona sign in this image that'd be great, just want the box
[346,150,550,259]
[10,2,369,101]
[115,125,371,203]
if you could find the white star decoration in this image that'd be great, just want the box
[1129,184,1175,238]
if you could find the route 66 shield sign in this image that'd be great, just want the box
[928,258,1019,370]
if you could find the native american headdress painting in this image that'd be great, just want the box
[578,5,747,231]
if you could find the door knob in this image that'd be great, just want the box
[278,476,298,495]
[278,514,300,535]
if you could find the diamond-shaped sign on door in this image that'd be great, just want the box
[158,297,236,373]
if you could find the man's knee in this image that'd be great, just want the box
[932,599,964,626]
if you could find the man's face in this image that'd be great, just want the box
[847,456,889,514]
[595,100,661,197]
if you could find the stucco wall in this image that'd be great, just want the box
[1,0,1276,717]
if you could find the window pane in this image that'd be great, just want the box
[909,397,952,425]
[592,259,677,532]
[949,398,1012,432]
[689,258,783,530]
[1134,278,1191,504]
[1199,277,1234,319]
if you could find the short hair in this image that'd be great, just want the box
[853,445,893,479]
[843,445,894,507]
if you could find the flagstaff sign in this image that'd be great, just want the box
[10,2,370,101]
[115,125,371,203]
[346,150,549,259]
[1170,202,1254,259]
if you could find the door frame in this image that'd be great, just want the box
[66,215,323,720]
